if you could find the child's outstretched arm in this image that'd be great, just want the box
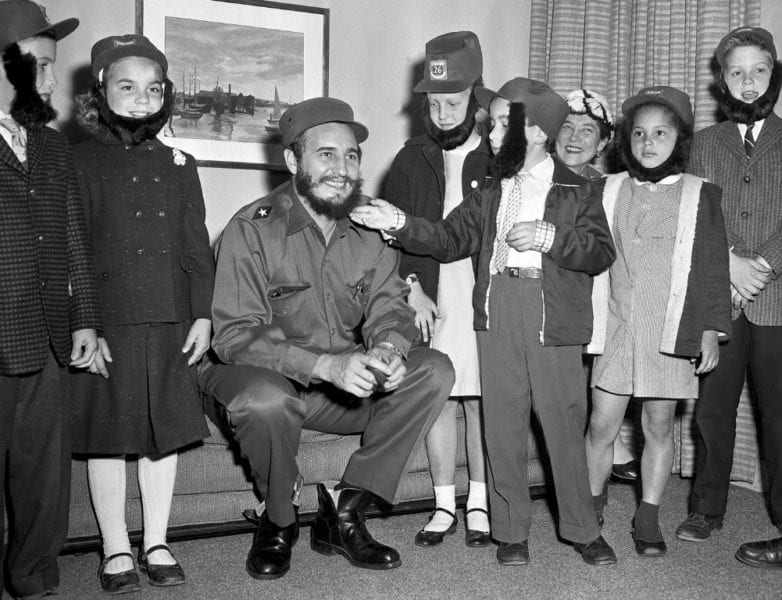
[695,330,719,375]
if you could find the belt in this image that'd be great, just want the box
[504,266,543,279]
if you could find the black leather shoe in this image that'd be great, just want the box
[735,536,782,569]
[611,459,640,483]
[631,527,667,557]
[138,545,186,587]
[246,510,299,580]
[414,507,457,546]
[465,508,491,547]
[310,483,401,569]
[675,512,723,542]
[574,535,617,566]
[98,552,140,595]
[496,541,529,565]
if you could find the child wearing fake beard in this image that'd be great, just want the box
[675,27,782,570]
[69,34,215,594]
[585,86,731,558]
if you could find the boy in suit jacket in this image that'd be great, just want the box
[0,2,101,598]
[675,26,782,569]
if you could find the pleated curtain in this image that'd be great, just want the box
[528,0,761,132]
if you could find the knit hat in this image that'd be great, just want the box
[413,31,483,93]
[475,77,569,139]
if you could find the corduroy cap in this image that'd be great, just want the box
[475,77,569,139]
[621,85,694,128]
[280,97,369,147]
[413,31,483,93]
[91,34,168,81]
[716,26,777,68]
[0,0,78,51]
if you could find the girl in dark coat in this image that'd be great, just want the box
[70,34,215,594]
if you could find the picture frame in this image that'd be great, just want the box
[136,0,329,169]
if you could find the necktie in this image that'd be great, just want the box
[495,173,525,271]
[744,123,755,159]
[0,117,27,164]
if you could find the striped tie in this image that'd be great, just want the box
[744,123,755,159]
[0,117,27,164]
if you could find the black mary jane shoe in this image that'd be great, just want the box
[98,552,141,595]
[631,527,667,557]
[464,508,491,547]
[414,507,458,547]
[611,459,640,483]
[138,545,186,587]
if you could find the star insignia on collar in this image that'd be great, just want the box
[253,206,273,220]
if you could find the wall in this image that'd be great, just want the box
[761,0,782,115]
[41,0,531,240]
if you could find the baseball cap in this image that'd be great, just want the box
[280,97,369,147]
[91,34,168,81]
[716,26,777,68]
[0,0,78,51]
[475,77,569,139]
[621,86,694,128]
[413,31,483,93]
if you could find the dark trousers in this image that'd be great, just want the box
[691,314,782,525]
[1,352,70,598]
[478,275,599,545]
[199,347,453,526]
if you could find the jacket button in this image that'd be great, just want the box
[153,176,161,182]
[137,248,144,255]
[29,188,35,196]
[741,211,750,219]
[743,175,751,183]
[131,175,139,183]
[40,280,46,288]
[37,235,43,242]
[102,272,109,278]
[158,210,166,217]
[135,210,143,217]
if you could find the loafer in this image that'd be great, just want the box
[611,459,640,483]
[574,535,617,566]
[98,552,140,595]
[138,545,185,587]
[631,527,667,557]
[497,541,529,565]
[246,510,299,579]
[311,483,401,570]
[414,507,458,547]
[464,508,491,548]
[735,536,782,569]
[675,512,723,542]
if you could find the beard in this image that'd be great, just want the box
[2,42,56,129]
[294,168,364,219]
[94,79,174,145]
[718,61,782,124]
[421,94,479,151]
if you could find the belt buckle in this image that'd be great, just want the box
[506,266,542,279]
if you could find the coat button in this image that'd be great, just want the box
[102,272,109,278]
[137,248,144,255]
[741,211,750,219]
[153,176,161,182]
[743,175,751,183]
[158,210,166,217]
[131,175,139,183]
[40,280,46,288]
[135,210,143,217]
[37,235,43,241]
[29,188,35,196]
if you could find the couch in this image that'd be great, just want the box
[65,405,549,551]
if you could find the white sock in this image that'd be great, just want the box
[88,457,132,574]
[466,480,490,533]
[138,453,178,565]
[424,485,456,532]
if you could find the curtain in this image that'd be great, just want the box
[529,0,761,131]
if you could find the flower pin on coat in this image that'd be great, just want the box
[172,148,186,166]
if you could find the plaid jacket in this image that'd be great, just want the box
[0,125,101,375]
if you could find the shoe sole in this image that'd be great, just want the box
[310,539,401,569]
[497,557,530,566]
[735,552,782,569]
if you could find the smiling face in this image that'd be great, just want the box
[555,113,608,174]
[17,36,57,104]
[723,45,773,104]
[103,56,164,118]
[629,105,679,169]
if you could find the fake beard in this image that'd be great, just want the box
[718,62,782,124]
[294,168,364,219]
[491,102,527,180]
[94,79,174,145]
[2,43,56,129]
[421,94,479,151]
[619,130,691,183]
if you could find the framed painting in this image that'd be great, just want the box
[136,0,329,169]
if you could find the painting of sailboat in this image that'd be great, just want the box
[265,87,282,132]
